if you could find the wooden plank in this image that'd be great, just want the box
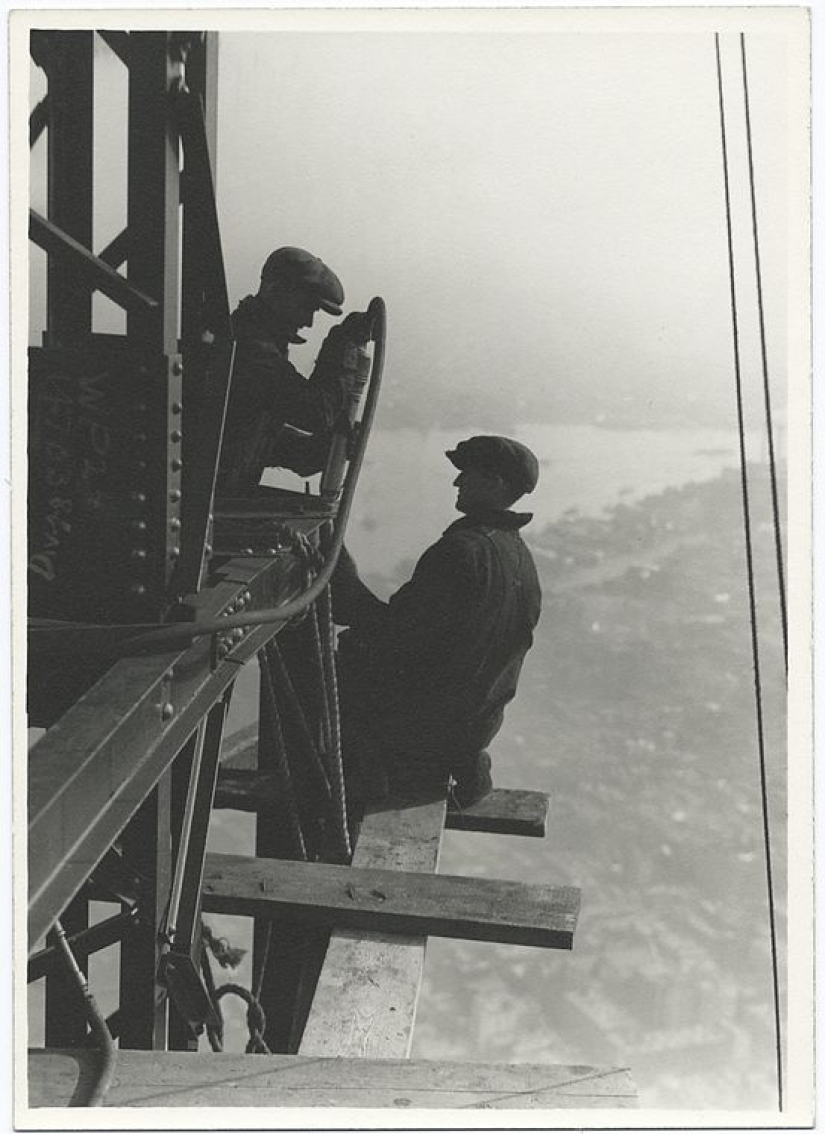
[28,1049,638,1108]
[203,852,579,949]
[447,788,549,837]
[299,793,445,1058]
[215,775,550,838]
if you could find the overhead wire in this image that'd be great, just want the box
[740,33,789,671]
[714,31,783,1112]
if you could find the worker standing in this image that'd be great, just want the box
[333,435,542,810]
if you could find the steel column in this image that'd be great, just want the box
[127,32,180,351]
[117,784,172,1049]
[44,31,93,346]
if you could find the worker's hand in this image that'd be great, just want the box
[338,309,375,344]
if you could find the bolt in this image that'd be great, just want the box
[160,702,175,721]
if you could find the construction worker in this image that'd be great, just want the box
[333,435,542,809]
[218,246,368,494]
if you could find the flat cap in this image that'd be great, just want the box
[261,246,344,315]
[446,435,540,496]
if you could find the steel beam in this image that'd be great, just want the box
[30,210,157,313]
[28,549,314,947]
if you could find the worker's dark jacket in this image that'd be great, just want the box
[334,509,542,801]
[217,294,348,493]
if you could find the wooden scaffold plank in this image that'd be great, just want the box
[28,1049,639,1109]
[203,852,580,949]
[299,792,445,1059]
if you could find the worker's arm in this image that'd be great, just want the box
[234,338,345,434]
[331,545,388,627]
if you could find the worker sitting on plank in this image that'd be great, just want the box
[218,246,370,494]
[333,435,542,810]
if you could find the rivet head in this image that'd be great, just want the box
[131,519,148,533]
[171,402,183,415]
[160,702,175,721]
[169,546,180,560]
[172,360,183,376]
[130,548,147,562]
[204,544,213,558]
[243,590,252,604]
[171,458,183,472]
[135,403,148,415]
[242,547,254,556]
[170,490,181,503]
[170,430,182,443]
[170,518,181,531]
[135,460,148,473]
[130,583,146,596]
[135,432,148,444]
[216,642,229,659]
[131,492,147,506]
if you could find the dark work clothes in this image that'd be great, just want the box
[333,509,542,805]
[218,294,348,493]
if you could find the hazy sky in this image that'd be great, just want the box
[208,17,797,430]
[27,10,804,435]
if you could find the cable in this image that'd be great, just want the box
[715,33,783,1111]
[740,33,788,671]
[52,918,117,1107]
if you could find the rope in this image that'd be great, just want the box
[258,648,307,860]
[740,33,788,671]
[213,984,271,1054]
[265,639,332,804]
[314,585,351,862]
[202,922,247,970]
[52,918,117,1107]
[715,33,783,1111]
[308,603,334,759]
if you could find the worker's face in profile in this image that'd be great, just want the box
[453,466,507,514]
[261,278,322,344]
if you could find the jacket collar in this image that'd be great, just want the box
[445,509,533,534]
[232,294,289,352]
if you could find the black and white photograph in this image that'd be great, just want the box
[12,4,812,1127]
